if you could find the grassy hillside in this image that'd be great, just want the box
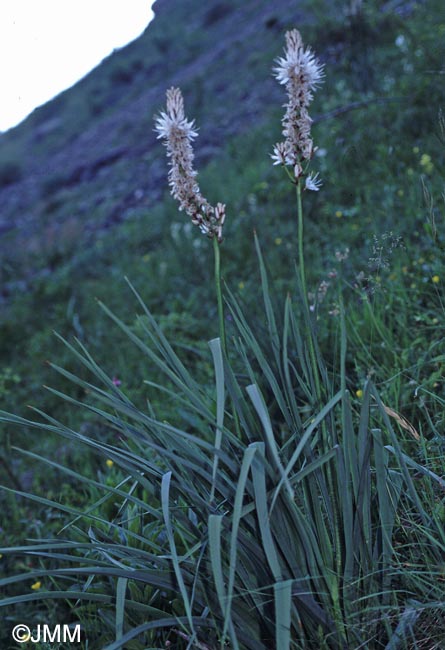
[1,0,445,647]
[0,0,311,417]
[1,0,443,422]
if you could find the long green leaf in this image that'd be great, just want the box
[251,442,281,580]
[274,579,293,650]
[115,577,128,642]
[271,390,343,509]
[208,514,226,626]
[246,383,294,499]
[161,472,195,636]
[223,444,260,649]
[254,232,281,365]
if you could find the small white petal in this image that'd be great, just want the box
[271,143,287,165]
[305,172,322,191]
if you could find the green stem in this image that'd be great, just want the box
[296,180,309,315]
[213,236,227,357]
[296,180,321,402]
[213,237,241,438]
[297,178,345,639]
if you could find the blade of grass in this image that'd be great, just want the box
[246,383,294,499]
[274,579,293,650]
[115,577,128,643]
[161,472,196,637]
[271,390,343,510]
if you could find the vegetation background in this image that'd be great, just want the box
[1,0,445,647]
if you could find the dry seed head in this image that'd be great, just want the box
[154,86,226,242]
[272,29,324,177]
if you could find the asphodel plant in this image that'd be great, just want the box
[271,29,326,412]
[0,25,443,650]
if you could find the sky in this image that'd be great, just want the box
[0,0,155,132]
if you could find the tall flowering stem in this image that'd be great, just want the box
[272,28,324,369]
[213,236,227,357]
[296,178,309,315]
[155,87,239,438]
[272,32,346,635]
[272,28,324,308]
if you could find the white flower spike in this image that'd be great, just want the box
[155,87,225,242]
[272,29,324,179]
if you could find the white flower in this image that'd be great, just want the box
[293,163,303,179]
[154,87,198,141]
[274,43,324,91]
[305,172,322,191]
[271,142,288,165]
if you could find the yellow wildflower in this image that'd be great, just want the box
[420,153,433,174]
[31,581,41,590]
[355,389,364,399]
[432,275,440,284]
[106,459,114,468]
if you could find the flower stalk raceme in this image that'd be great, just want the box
[272,28,324,307]
[272,28,324,183]
[272,34,346,611]
[154,86,226,242]
[155,86,229,360]
[272,30,325,408]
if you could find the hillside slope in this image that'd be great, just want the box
[0,0,443,420]
[0,0,313,296]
